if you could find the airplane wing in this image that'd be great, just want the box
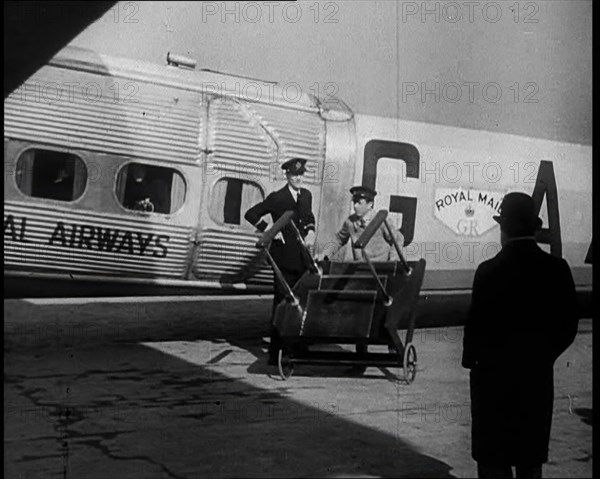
[4,0,116,98]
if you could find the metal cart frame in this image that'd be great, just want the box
[255,210,426,383]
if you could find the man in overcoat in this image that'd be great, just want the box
[462,192,579,478]
[244,158,316,364]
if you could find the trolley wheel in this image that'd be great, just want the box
[278,348,294,381]
[403,343,417,384]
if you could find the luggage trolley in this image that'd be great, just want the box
[255,210,426,383]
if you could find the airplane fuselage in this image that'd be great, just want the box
[4,47,591,324]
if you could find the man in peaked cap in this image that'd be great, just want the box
[462,192,579,478]
[323,185,404,262]
[318,185,405,374]
[244,157,316,365]
[282,158,307,176]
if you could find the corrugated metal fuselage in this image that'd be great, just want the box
[4,47,355,296]
[4,48,592,324]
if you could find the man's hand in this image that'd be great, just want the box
[256,220,285,243]
[134,198,154,212]
[273,231,285,243]
[304,230,316,255]
[314,254,329,263]
[254,220,269,233]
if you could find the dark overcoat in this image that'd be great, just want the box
[244,185,315,274]
[462,239,579,466]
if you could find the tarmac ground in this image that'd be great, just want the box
[4,297,593,478]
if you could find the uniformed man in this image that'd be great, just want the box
[244,158,316,364]
[323,186,404,262]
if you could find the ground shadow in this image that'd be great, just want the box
[228,337,408,383]
[5,340,456,478]
[573,408,592,427]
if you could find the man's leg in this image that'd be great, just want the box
[268,305,282,365]
[350,347,368,374]
[268,273,286,365]
[477,462,513,478]
[515,465,542,478]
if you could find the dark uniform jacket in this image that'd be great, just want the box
[462,238,579,466]
[244,185,315,273]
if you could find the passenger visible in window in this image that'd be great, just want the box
[124,164,166,213]
[17,149,86,201]
[49,165,74,201]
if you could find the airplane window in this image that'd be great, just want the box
[210,178,264,227]
[116,163,186,215]
[15,148,87,201]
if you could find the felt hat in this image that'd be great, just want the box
[493,192,542,236]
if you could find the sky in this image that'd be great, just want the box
[69,0,592,145]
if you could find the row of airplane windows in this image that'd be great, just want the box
[11,148,265,227]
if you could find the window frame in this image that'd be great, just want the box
[208,176,266,229]
[114,160,188,217]
[13,145,88,204]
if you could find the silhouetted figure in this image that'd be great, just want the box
[462,192,579,478]
[244,158,316,365]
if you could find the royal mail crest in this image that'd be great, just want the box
[434,188,506,236]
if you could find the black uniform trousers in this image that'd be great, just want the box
[244,185,316,362]
[269,268,304,360]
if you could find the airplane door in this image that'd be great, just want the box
[191,96,326,287]
[191,97,279,287]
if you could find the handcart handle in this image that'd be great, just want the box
[289,221,322,276]
[254,210,299,306]
[264,249,300,306]
[354,210,388,249]
[354,209,393,304]
[361,249,393,306]
[354,209,411,276]
[255,210,295,248]
[382,219,412,276]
